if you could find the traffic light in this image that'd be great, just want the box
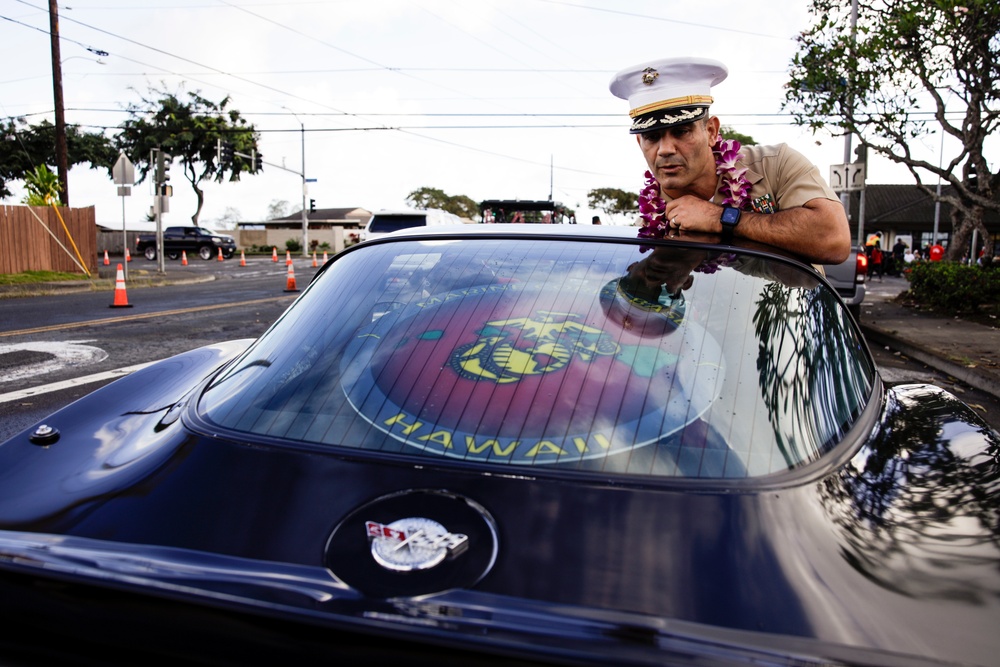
[220,142,234,165]
[252,150,263,170]
[309,199,316,213]
[854,143,867,165]
[155,151,171,184]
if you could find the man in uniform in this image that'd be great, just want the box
[610,57,850,266]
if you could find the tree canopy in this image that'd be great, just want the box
[720,125,757,147]
[406,187,479,219]
[266,199,291,220]
[784,0,1000,259]
[21,164,61,206]
[115,88,261,224]
[0,118,116,202]
[587,188,639,223]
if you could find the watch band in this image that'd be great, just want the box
[720,206,741,244]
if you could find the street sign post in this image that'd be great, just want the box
[112,152,135,186]
[113,153,136,279]
[829,162,867,192]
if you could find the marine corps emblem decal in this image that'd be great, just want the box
[341,283,723,466]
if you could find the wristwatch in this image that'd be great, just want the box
[720,206,741,243]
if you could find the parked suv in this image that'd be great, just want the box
[136,226,237,261]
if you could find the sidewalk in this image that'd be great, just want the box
[859,274,1000,400]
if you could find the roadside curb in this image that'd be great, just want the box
[861,322,1000,401]
[0,274,215,299]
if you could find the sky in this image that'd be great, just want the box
[1,0,965,229]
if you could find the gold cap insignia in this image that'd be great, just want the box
[641,67,659,85]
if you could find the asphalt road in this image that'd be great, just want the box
[871,343,1000,430]
[862,275,1000,430]
[0,256,318,440]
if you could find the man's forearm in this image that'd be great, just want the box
[662,195,851,265]
[734,198,850,264]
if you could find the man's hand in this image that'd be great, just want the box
[662,196,725,235]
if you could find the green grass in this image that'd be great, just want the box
[0,270,90,286]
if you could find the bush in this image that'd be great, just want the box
[904,261,1000,312]
[284,238,301,253]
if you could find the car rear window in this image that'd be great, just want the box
[369,214,426,234]
[199,238,875,479]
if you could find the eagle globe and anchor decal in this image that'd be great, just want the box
[339,280,725,467]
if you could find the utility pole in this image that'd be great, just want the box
[282,109,310,256]
[48,0,69,205]
[219,131,309,252]
[300,120,308,257]
[841,0,859,244]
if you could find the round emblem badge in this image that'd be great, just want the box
[366,517,469,572]
[325,490,498,598]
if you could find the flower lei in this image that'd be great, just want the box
[637,136,751,241]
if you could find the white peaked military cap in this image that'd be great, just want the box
[609,57,728,134]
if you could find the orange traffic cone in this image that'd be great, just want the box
[285,250,292,266]
[103,250,110,266]
[109,264,133,308]
[271,247,278,262]
[322,251,328,263]
[125,248,132,262]
[239,250,247,267]
[311,252,318,268]
[217,247,224,261]
[283,263,299,292]
[181,250,188,266]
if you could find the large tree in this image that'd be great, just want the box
[115,88,261,224]
[587,188,638,224]
[406,187,479,219]
[720,125,757,148]
[266,199,291,220]
[784,0,1000,259]
[0,118,116,202]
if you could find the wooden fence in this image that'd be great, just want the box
[0,205,98,275]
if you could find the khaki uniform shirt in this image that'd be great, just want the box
[726,143,838,213]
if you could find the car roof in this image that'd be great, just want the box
[359,224,813,266]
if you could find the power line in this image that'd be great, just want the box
[10,0,378,128]
[532,0,789,39]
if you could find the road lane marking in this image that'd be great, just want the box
[0,361,159,405]
[0,341,109,383]
[0,296,293,338]
[0,294,295,403]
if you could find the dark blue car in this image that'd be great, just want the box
[1,226,997,665]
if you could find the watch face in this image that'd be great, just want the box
[721,207,741,225]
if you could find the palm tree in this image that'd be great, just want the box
[22,164,62,206]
